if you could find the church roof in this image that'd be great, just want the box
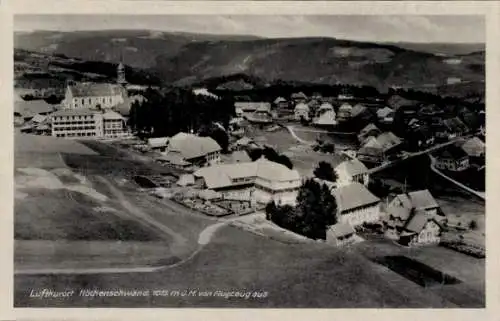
[68,83,123,98]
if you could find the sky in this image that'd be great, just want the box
[14,15,485,43]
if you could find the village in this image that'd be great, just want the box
[14,58,485,259]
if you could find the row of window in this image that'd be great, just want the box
[73,97,115,105]
[256,184,299,194]
[56,132,97,137]
[54,127,96,131]
[53,115,94,121]
[53,121,96,125]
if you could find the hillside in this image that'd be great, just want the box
[14,30,485,91]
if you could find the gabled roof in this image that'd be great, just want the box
[460,137,485,156]
[408,190,439,210]
[376,106,394,118]
[328,223,355,239]
[274,97,287,104]
[358,123,381,138]
[31,114,48,123]
[168,132,221,160]
[376,132,402,150]
[335,159,368,177]
[313,110,336,126]
[435,144,469,160]
[339,103,353,111]
[68,83,123,98]
[15,99,55,117]
[193,157,301,190]
[318,102,334,111]
[350,104,367,117]
[332,182,380,213]
[103,110,125,120]
[404,210,432,233]
[147,137,169,148]
[442,117,469,133]
[294,103,310,111]
[234,102,271,112]
[291,92,307,99]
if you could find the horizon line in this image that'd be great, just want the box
[13,29,486,45]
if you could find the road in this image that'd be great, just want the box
[365,137,469,175]
[430,156,485,200]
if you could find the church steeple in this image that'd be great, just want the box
[117,52,127,86]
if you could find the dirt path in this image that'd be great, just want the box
[15,213,242,275]
[95,176,189,246]
[286,125,315,145]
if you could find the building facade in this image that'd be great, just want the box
[50,108,127,139]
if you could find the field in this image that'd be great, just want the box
[14,135,212,270]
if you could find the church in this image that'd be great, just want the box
[61,62,127,110]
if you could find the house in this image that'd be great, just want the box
[177,174,196,187]
[386,189,440,227]
[386,95,419,111]
[350,104,367,118]
[102,110,128,138]
[62,82,125,110]
[407,124,435,150]
[440,117,470,138]
[334,158,369,187]
[332,182,381,227]
[313,110,337,127]
[357,123,382,145]
[234,102,271,114]
[460,137,485,158]
[165,132,222,168]
[15,99,56,121]
[337,103,353,121]
[434,145,470,172]
[326,223,356,246]
[273,97,289,110]
[398,210,444,246]
[376,106,394,120]
[147,137,169,152]
[291,92,308,104]
[50,108,125,139]
[193,157,302,205]
[247,106,273,124]
[294,103,310,121]
[357,132,402,163]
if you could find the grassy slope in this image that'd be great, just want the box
[15,225,470,308]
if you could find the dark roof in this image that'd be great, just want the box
[435,144,468,160]
[69,83,124,98]
[333,182,380,213]
[442,117,469,133]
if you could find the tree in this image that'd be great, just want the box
[469,220,478,230]
[313,161,337,182]
[296,178,338,240]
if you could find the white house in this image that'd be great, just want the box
[398,210,444,246]
[332,182,381,227]
[326,223,356,246]
[386,189,440,227]
[194,157,302,205]
[294,103,310,121]
[335,159,370,187]
[147,137,169,152]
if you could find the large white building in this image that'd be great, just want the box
[163,132,222,169]
[62,82,125,110]
[194,157,302,205]
[50,108,127,138]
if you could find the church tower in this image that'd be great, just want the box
[117,61,126,86]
